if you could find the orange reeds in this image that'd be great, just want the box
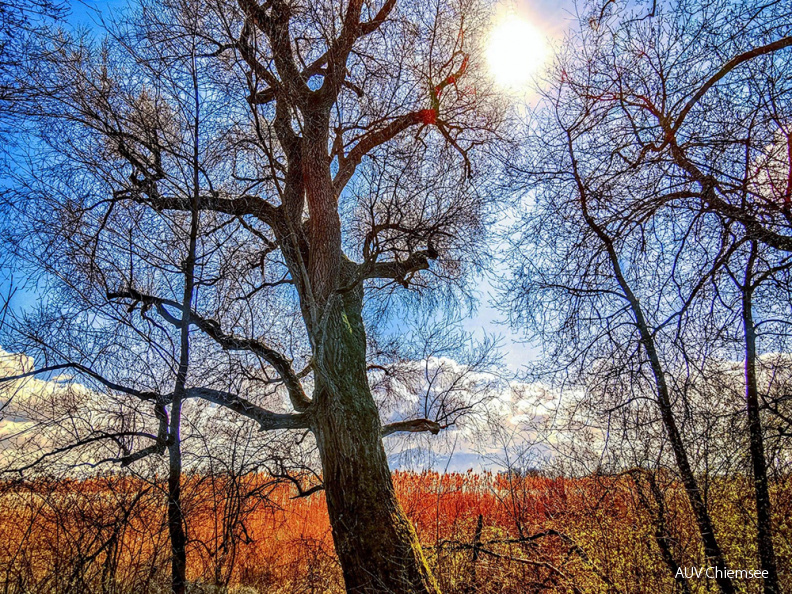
[0,471,789,593]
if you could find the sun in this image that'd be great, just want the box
[486,15,547,91]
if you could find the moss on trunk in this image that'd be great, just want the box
[311,291,440,594]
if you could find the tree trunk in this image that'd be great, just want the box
[742,246,780,594]
[311,291,440,594]
[642,336,735,594]
[167,406,187,594]
[168,80,199,593]
[582,205,735,594]
[293,106,439,592]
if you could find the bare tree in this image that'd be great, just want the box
[0,0,65,146]
[0,0,509,591]
[504,3,792,594]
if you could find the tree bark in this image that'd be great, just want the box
[275,89,441,590]
[167,55,201,593]
[639,332,734,594]
[742,245,780,594]
[311,290,440,594]
[576,186,735,594]
[167,401,187,594]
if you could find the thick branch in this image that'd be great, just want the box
[119,402,169,466]
[661,134,792,252]
[359,0,397,36]
[122,192,280,229]
[334,110,435,195]
[674,36,792,132]
[270,466,325,498]
[249,0,396,107]
[364,248,438,287]
[703,193,792,252]
[108,289,312,412]
[237,17,282,98]
[187,317,313,412]
[319,0,399,104]
[244,0,311,103]
[186,387,310,431]
[382,418,442,437]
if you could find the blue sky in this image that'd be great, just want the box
[1,0,580,370]
[0,0,585,475]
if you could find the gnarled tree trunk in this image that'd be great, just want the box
[311,291,440,594]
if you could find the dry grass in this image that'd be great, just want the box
[0,471,789,593]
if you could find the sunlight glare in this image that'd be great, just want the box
[486,15,547,91]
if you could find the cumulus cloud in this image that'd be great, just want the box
[377,354,561,471]
[0,346,574,476]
